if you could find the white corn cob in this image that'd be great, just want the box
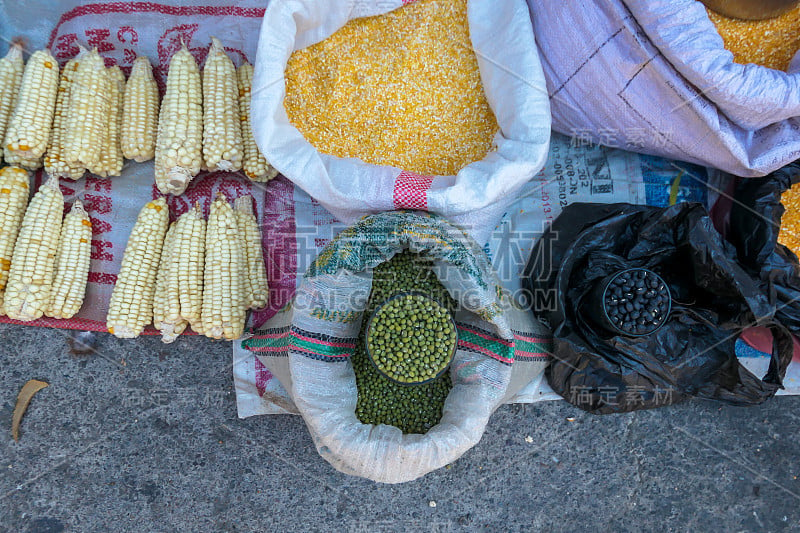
[153,221,187,343]
[63,48,109,170]
[0,166,30,315]
[44,57,85,180]
[174,202,205,331]
[203,37,243,173]
[0,44,24,165]
[5,152,43,170]
[202,193,246,340]
[121,56,159,163]
[4,49,59,162]
[4,177,63,321]
[47,199,92,319]
[155,42,203,195]
[106,197,169,338]
[234,196,269,309]
[92,66,125,177]
[237,63,278,183]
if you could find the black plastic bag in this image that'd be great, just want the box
[523,202,793,414]
[728,163,800,332]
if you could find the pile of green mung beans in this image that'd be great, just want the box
[352,250,457,434]
[367,293,456,384]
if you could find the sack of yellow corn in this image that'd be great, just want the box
[525,0,800,177]
[252,0,550,242]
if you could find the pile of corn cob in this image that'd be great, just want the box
[0,39,277,190]
[107,193,268,342]
[0,166,92,321]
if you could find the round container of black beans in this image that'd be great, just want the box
[589,268,672,337]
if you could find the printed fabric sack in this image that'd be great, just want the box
[243,211,549,483]
[251,0,551,242]
[523,202,794,415]
[527,0,800,177]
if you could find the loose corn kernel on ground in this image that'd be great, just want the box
[284,0,498,177]
[708,6,800,71]
[779,182,800,254]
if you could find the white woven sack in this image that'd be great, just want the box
[528,0,800,177]
[246,212,550,483]
[251,0,551,242]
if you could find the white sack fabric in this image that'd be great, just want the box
[528,0,800,177]
[245,211,549,483]
[251,0,551,242]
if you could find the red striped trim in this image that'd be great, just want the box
[291,345,351,359]
[0,316,107,332]
[460,325,514,347]
[514,333,551,344]
[47,2,265,48]
[248,345,290,354]
[255,331,291,340]
[0,316,189,336]
[515,349,550,359]
[290,331,356,349]
[458,339,515,364]
[393,171,433,211]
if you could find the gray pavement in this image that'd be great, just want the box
[1,323,799,533]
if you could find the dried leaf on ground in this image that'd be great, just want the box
[11,379,49,441]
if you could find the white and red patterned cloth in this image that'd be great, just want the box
[0,2,293,334]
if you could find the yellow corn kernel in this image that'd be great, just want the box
[155,42,203,195]
[0,166,30,315]
[708,5,800,71]
[237,63,279,183]
[174,202,206,331]
[4,177,63,321]
[92,66,125,177]
[284,0,498,176]
[234,195,269,309]
[44,57,85,180]
[779,182,800,254]
[106,197,169,338]
[4,49,59,162]
[121,56,159,163]
[153,220,187,343]
[202,193,246,340]
[63,48,110,170]
[0,44,24,165]
[203,37,243,172]
[47,199,92,319]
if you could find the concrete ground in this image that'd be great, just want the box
[1,323,799,533]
